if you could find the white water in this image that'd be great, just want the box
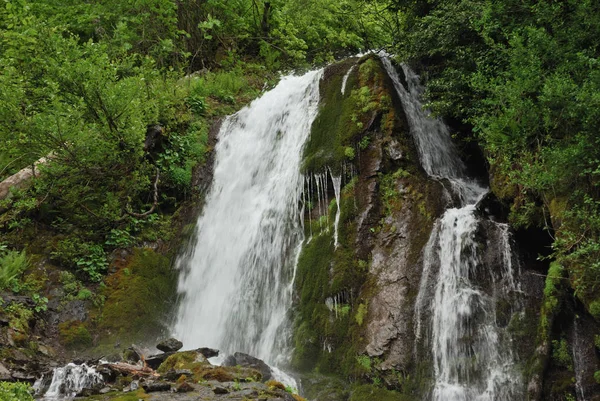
[36,364,103,399]
[329,169,342,248]
[341,65,356,95]
[174,69,322,369]
[382,55,523,400]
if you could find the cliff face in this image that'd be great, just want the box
[292,55,600,401]
[293,55,447,393]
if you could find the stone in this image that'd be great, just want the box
[176,382,194,393]
[0,362,11,381]
[100,387,112,394]
[142,381,171,392]
[222,352,272,382]
[156,338,184,353]
[162,369,193,381]
[122,347,142,364]
[212,385,229,394]
[145,352,174,370]
[234,389,259,398]
[196,347,219,358]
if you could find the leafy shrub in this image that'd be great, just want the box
[551,338,573,370]
[0,381,34,401]
[0,249,29,291]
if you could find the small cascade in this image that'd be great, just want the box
[329,169,342,248]
[381,54,524,400]
[341,65,356,95]
[36,364,103,399]
[174,68,323,367]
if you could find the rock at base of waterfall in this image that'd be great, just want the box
[222,352,272,382]
[197,347,219,358]
[142,381,172,392]
[213,384,229,394]
[122,347,142,364]
[145,352,175,370]
[156,338,184,352]
[162,369,193,381]
[176,381,194,393]
[0,363,11,381]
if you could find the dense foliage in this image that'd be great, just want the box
[0,0,391,350]
[390,0,600,317]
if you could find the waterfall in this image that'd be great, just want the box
[330,170,342,248]
[381,55,524,400]
[341,65,356,95]
[35,364,103,399]
[173,69,322,366]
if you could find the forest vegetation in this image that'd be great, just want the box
[1,0,600,398]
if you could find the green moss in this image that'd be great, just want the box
[58,320,92,349]
[589,300,600,320]
[355,303,368,326]
[96,248,176,344]
[157,351,204,373]
[350,384,410,401]
[303,56,389,174]
[551,338,573,370]
[80,389,149,401]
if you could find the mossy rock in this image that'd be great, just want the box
[95,248,176,345]
[157,350,208,373]
[349,384,410,401]
[58,320,92,349]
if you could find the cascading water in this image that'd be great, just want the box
[35,364,103,399]
[381,55,524,400]
[173,69,322,369]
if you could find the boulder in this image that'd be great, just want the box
[156,338,183,353]
[222,352,272,382]
[196,347,219,358]
[145,352,174,370]
[0,363,11,381]
[142,381,171,393]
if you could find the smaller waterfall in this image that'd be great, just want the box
[341,65,356,95]
[36,364,103,399]
[381,55,524,400]
[329,169,342,248]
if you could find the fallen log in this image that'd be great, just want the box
[0,156,49,201]
[97,362,159,378]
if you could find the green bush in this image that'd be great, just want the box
[0,382,34,401]
[0,249,29,291]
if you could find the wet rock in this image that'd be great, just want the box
[123,347,142,364]
[212,385,229,394]
[142,381,171,393]
[162,369,193,381]
[476,191,509,221]
[222,352,272,382]
[196,347,219,358]
[0,294,34,307]
[146,352,175,370]
[234,389,259,398]
[11,370,36,382]
[99,386,112,394]
[176,382,194,393]
[386,138,403,160]
[156,338,183,353]
[0,362,11,381]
